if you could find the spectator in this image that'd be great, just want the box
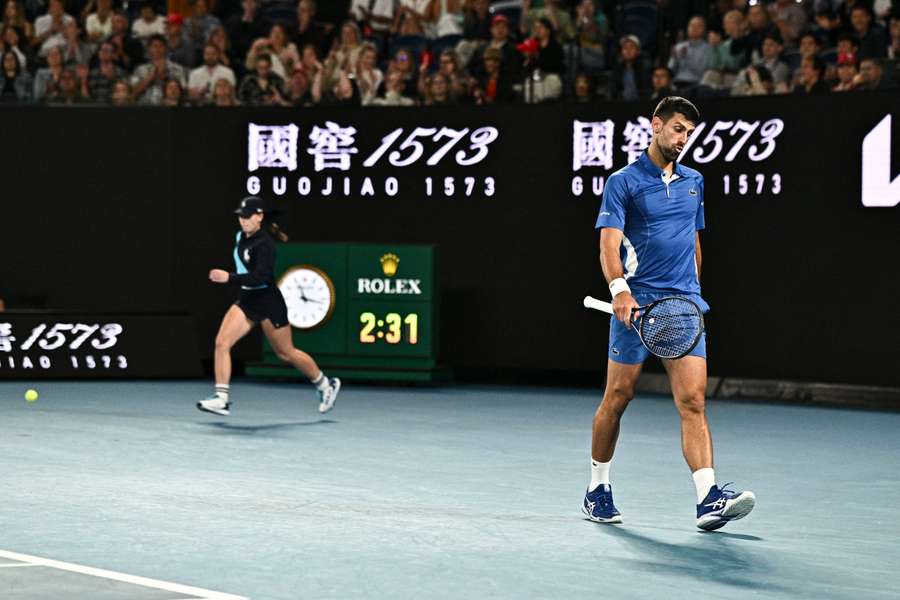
[110,78,133,105]
[84,0,112,43]
[238,52,287,105]
[384,46,418,97]
[793,55,829,93]
[131,1,165,42]
[471,46,513,104]
[395,0,433,38]
[668,15,710,91]
[294,0,329,56]
[60,19,89,65]
[434,48,468,99]
[609,34,649,101]
[350,0,395,41]
[208,26,233,69]
[575,0,609,72]
[45,66,86,103]
[285,63,313,105]
[423,71,455,105]
[433,0,464,41]
[131,35,189,105]
[371,68,415,105]
[792,31,822,87]
[470,14,522,82]
[355,41,383,104]
[746,30,790,91]
[832,50,858,90]
[225,0,270,68]
[850,5,887,59]
[313,69,361,105]
[812,7,842,48]
[165,13,197,69]
[521,0,576,43]
[702,9,747,91]
[32,0,73,56]
[889,14,900,60]
[1,48,31,103]
[321,20,362,89]
[160,77,185,105]
[855,56,894,89]
[651,65,674,100]
[1,25,31,71]
[187,0,221,46]
[3,0,34,42]
[109,11,144,72]
[246,23,298,80]
[572,71,593,103]
[189,43,235,103]
[732,2,776,65]
[211,76,239,105]
[530,16,564,75]
[731,63,775,95]
[462,0,491,43]
[88,40,125,103]
[32,43,62,101]
[768,0,808,47]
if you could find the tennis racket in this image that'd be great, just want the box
[583,295,705,360]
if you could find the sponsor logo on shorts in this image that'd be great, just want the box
[611,347,620,356]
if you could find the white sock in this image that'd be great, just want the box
[311,372,329,392]
[589,459,611,492]
[692,468,716,503]
[215,384,229,402]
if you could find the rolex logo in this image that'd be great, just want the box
[380,253,399,277]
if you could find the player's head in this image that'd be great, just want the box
[650,96,699,163]
[234,196,265,233]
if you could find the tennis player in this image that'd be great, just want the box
[198,196,340,416]
[583,97,755,531]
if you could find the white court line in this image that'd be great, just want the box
[0,550,248,600]
[0,563,39,568]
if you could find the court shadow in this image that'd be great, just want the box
[598,525,787,592]
[197,420,337,435]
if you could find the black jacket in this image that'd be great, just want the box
[230,230,276,288]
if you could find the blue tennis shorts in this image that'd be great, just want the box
[608,290,709,364]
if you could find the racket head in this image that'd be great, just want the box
[635,297,704,360]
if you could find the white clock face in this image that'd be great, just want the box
[278,266,336,329]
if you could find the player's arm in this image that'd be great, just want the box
[599,228,640,327]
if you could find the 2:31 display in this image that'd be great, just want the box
[359,312,419,344]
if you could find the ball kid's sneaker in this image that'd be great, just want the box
[318,378,341,414]
[197,393,231,416]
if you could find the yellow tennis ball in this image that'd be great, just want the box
[25,389,38,403]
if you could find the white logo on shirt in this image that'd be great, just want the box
[243,249,251,262]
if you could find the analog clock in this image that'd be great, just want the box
[278,265,336,329]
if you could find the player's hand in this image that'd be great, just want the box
[209,269,230,283]
[612,292,640,328]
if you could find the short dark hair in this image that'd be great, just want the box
[147,33,167,47]
[653,66,674,79]
[652,96,700,124]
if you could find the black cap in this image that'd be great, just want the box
[234,196,265,217]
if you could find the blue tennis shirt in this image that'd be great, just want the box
[595,151,705,296]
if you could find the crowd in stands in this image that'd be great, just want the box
[0,0,897,106]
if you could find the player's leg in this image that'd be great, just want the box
[664,354,755,530]
[198,304,254,415]
[261,319,341,413]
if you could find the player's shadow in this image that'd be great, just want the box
[197,420,337,435]
[598,525,788,592]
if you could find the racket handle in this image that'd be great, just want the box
[583,296,614,314]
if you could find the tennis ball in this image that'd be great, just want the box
[25,389,38,403]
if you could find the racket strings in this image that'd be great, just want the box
[639,299,703,359]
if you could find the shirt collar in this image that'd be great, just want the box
[638,150,686,178]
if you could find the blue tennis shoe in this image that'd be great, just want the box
[582,484,622,523]
[696,483,756,531]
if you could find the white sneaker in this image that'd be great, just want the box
[318,378,341,414]
[197,393,231,416]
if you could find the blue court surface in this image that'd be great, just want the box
[1,381,898,600]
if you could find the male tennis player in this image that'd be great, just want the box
[583,97,755,531]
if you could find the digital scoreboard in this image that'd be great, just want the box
[246,244,442,382]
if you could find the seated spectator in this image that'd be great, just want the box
[313,69,361,105]
[793,55,829,93]
[88,40,125,103]
[238,52,287,105]
[768,0,807,47]
[1,48,31,103]
[832,51,858,91]
[651,65,674,100]
[731,2,776,65]
[434,47,468,100]
[285,63,313,105]
[572,71,593,103]
[355,41,383,105]
[294,0,330,56]
[530,16,564,75]
[422,71,455,105]
[433,0,464,41]
[166,13,197,69]
[371,69,415,105]
[110,78,133,105]
[702,9,747,91]
[131,1,165,43]
[521,0,575,43]
[395,0,434,38]
[160,77,184,106]
[1,25,31,71]
[246,23,298,80]
[3,0,34,42]
[383,46,418,97]
[187,0,221,46]
[731,63,775,95]
[854,56,894,90]
[470,14,522,82]
[812,7,841,49]
[211,76,239,106]
[109,11,144,72]
[208,26,233,69]
[609,34,649,101]
[735,30,790,92]
[668,15,710,91]
[889,14,900,61]
[84,0,113,43]
[462,0,491,43]
[321,20,362,89]
[32,44,63,101]
[189,43,235,103]
[471,46,513,104]
[33,0,73,56]
[575,0,609,72]
[131,35,189,105]
[351,0,395,41]
[225,0,271,67]
[45,66,86,104]
[850,5,887,60]
[60,19,89,65]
